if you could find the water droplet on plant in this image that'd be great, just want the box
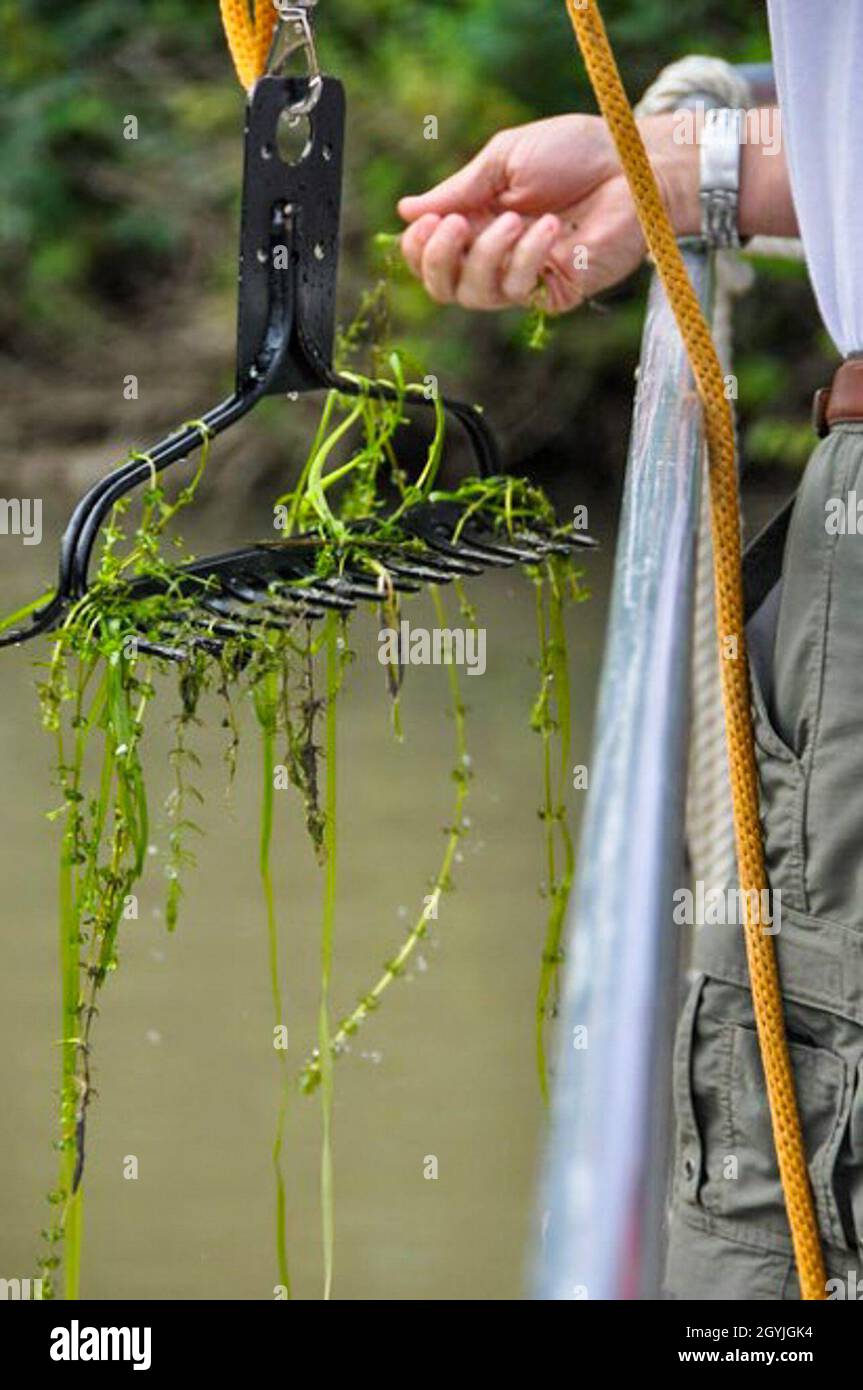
[462,816,472,829]
[148,844,158,856]
[416,955,428,973]
[361,1050,383,1066]
[455,851,464,864]
[145,1029,161,1046]
[462,753,472,768]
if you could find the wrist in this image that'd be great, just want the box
[738,116,796,239]
[637,113,701,237]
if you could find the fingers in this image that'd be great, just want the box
[402,211,566,310]
[417,214,472,303]
[500,214,561,303]
[398,139,506,222]
[401,214,441,278]
[456,212,525,308]
[541,265,585,316]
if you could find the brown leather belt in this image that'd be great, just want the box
[814,356,863,437]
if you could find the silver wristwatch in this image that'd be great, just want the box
[699,107,745,249]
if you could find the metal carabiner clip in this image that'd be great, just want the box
[268,1,323,115]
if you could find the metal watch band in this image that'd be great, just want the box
[699,107,744,250]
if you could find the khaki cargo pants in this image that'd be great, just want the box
[666,423,863,1300]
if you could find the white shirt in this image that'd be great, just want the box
[767,0,863,354]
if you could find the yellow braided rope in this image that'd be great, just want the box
[220,0,278,90]
[565,0,826,1299]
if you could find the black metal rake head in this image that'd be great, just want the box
[0,71,595,661]
[116,499,594,660]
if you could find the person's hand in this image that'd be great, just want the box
[398,113,697,314]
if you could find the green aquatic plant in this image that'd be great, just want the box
[524,286,553,353]
[16,260,586,1301]
[34,435,217,1300]
[252,664,292,1299]
[298,583,471,1097]
[531,558,588,1104]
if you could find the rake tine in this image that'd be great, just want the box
[136,639,193,662]
[531,540,582,558]
[226,572,356,615]
[191,608,327,639]
[330,573,421,602]
[375,555,456,585]
[523,528,599,554]
[187,616,268,641]
[398,504,508,572]
[188,635,226,658]
[259,548,422,598]
[220,572,302,608]
[136,629,228,663]
[459,529,546,565]
[367,571,423,595]
[415,550,485,577]
[211,555,358,613]
[264,602,327,622]
[325,577,383,602]
[267,580,356,613]
[194,612,256,638]
[426,535,516,568]
[200,595,304,631]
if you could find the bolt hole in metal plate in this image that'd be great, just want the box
[275,110,312,165]
[236,76,345,396]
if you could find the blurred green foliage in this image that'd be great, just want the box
[0,1,829,480]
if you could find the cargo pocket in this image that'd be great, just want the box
[727,1023,851,1249]
[671,973,712,1210]
[674,976,854,1252]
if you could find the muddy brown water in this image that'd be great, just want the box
[0,499,611,1301]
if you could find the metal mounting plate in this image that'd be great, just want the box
[236,75,345,395]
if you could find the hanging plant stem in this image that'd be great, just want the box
[533,559,577,1104]
[253,666,292,1299]
[53,658,91,1301]
[299,585,471,1094]
[318,614,343,1300]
